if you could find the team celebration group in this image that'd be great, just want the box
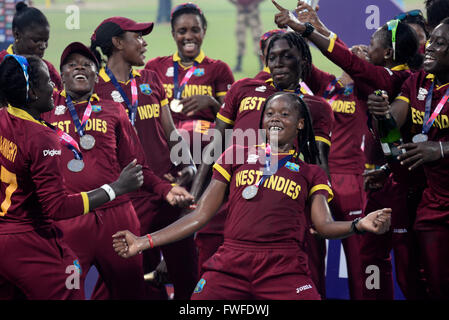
[0,0,448,300]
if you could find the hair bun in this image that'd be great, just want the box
[16,1,29,12]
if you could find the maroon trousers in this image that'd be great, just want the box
[0,226,84,300]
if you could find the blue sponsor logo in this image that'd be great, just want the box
[139,83,152,95]
[193,278,206,293]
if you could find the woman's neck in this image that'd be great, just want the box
[434,72,449,87]
[66,89,92,103]
[177,52,196,67]
[106,56,132,82]
[269,141,294,153]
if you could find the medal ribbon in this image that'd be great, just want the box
[42,120,83,161]
[422,82,449,134]
[173,61,199,100]
[255,144,293,189]
[105,67,138,125]
[66,95,92,137]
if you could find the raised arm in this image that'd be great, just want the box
[112,178,227,257]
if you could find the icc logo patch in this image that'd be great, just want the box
[91,105,102,112]
[54,105,66,115]
[193,68,205,77]
[193,278,206,293]
[140,84,152,95]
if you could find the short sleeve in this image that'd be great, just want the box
[212,144,242,183]
[308,166,334,202]
[215,80,248,126]
[214,61,235,98]
[303,95,334,147]
[395,75,414,105]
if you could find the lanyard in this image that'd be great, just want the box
[423,82,449,134]
[173,61,198,100]
[42,120,83,161]
[105,67,138,125]
[65,95,92,137]
[256,145,294,188]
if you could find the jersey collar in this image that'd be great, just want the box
[426,73,449,90]
[59,90,100,103]
[173,50,205,69]
[7,105,44,126]
[390,64,409,71]
[265,78,308,95]
[6,44,14,54]
[98,67,141,84]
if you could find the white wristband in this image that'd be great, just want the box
[100,184,116,201]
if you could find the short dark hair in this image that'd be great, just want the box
[12,2,49,33]
[0,55,43,107]
[170,3,207,30]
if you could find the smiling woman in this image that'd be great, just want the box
[0,1,62,90]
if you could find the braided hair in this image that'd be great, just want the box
[265,32,313,80]
[0,55,42,107]
[260,92,319,165]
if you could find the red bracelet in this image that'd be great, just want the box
[147,234,154,248]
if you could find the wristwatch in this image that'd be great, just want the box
[302,22,315,38]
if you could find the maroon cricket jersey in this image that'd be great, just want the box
[145,51,234,124]
[217,77,333,147]
[0,106,88,234]
[0,45,63,91]
[212,144,333,243]
[94,67,173,180]
[42,91,172,201]
[305,65,368,174]
[323,34,412,100]
[396,70,449,206]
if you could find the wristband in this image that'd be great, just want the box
[351,217,366,235]
[147,234,154,248]
[302,22,315,38]
[439,141,445,159]
[100,184,116,201]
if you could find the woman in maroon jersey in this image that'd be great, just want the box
[90,16,197,299]
[145,3,234,160]
[0,2,62,90]
[0,54,143,299]
[367,18,449,299]
[112,92,391,300]
[273,0,427,300]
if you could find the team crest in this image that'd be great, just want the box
[166,67,174,77]
[91,105,102,113]
[111,90,124,103]
[417,87,428,101]
[139,84,152,95]
[193,68,205,77]
[54,105,66,115]
[285,161,299,172]
[193,278,206,293]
